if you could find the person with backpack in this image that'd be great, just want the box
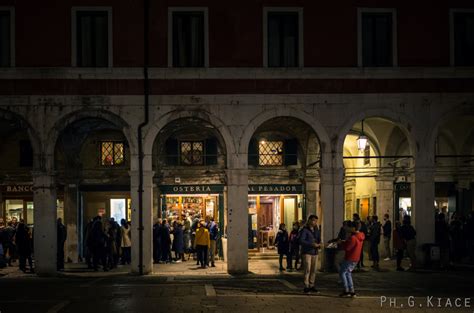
[299,215,321,293]
[338,221,365,297]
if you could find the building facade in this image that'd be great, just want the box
[0,0,473,275]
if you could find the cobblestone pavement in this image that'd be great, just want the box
[1,259,473,313]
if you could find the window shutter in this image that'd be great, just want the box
[248,138,258,167]
[205,137,218,165]
[284,139,298,166]
[165,138,179,166]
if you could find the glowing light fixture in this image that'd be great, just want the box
[357,119,369,151]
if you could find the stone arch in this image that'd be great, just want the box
[0,108,42,168]
[428,102,474,159]
[239,108,331,168]
[45,109,137,170]
[143,109,236,166]
[335,108,417,169]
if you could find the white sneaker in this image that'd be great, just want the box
[384,258,391,261]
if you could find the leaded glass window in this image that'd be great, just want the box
[180,141,203,165]
[259,141,283,166]
[101,141,124,166]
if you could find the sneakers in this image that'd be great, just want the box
[350,292,357,298]
[304,287,310,294]
[339,291,351,297]
[384,257,391,261]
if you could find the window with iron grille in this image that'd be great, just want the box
[100,141,124,166]
[0,11,11,67]
[180,141,204,165]
[76,11,109,67]
[259,141,284,166]
[453,12,474,66]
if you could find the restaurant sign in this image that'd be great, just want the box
[160,185,225,194]
[248,184,302,194]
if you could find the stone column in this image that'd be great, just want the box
[226,168,249,274]
[305,179,320,218]
[130,169,154,274]
[411,166,435,266]
[33,171,58,276]
[320,167,345,244]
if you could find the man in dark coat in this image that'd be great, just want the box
[160,220,172,263]
[57,218,67,271]
[91,216,108,271]
[368,216,381,270]
[16,221,33,273]
[172,222,185,262]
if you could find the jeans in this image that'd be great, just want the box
[279,253,290,269]
[303,254,318,288]
[370,240,380,263]
[209,240,217,265]
[339,260,357,292]
[196,245,208,267]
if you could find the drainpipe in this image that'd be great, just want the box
[137,0,150,275]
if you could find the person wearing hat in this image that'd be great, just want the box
[299,214,321,293]
[194,220,210,268]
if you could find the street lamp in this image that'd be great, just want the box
[357,119,369,151]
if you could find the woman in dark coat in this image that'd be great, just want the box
[172,222,185,262]
[275,223,290,271]
[16,222,33,273]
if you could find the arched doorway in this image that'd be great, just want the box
[53,113,133,271]
[151,116,228,272]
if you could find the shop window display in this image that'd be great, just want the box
[164,195,217,222]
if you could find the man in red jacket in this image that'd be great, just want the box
[338,221,365,297]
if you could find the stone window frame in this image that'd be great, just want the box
[71,6,113,67]
[168,7,209,68]
[357,8,398,67]
[0,6,15,67]
[263,7,304,68]
[450,8,474,66]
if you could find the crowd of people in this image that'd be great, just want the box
[0,217,35,273]
[152,215,219,268]
[84,216,131,272]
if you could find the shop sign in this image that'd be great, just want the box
[3,185,34,193]
[248,184,302,194]
[160,185,224,194]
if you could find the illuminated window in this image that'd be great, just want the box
[101,141,124,166]
[259,140,283,166]
[180,141,203,165]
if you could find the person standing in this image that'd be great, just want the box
[153,219,162,263]
[368,216,381,270]
[91,216,108,272]
[338,221,365,297]
[275,223,290,271]
[120,219,131,265]
[194,220,210,268]
[299,215,321,293]
[172,221,185,262]
[435,213,450,269]
[392,221,405,271]
[288,222,300,271]
[208,218,218,267]
[353,214,367,269]
[56,218,67,271]
[160,220,172,263]
[400,215,417,270]
[382,214,392,261]
[16,221,33,273]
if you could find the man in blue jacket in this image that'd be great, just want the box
[299,214,322,293]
